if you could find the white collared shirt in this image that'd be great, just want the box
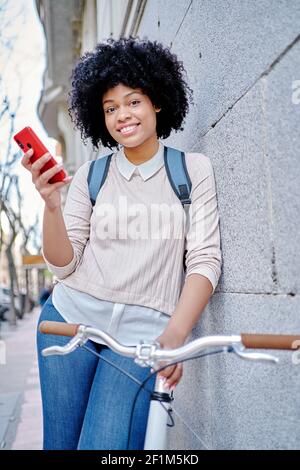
[116,140,165,181]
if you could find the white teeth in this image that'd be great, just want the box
[120,125,138,133]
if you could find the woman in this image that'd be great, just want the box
[22,36,222,450]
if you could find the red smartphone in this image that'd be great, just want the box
[13,126,67,184]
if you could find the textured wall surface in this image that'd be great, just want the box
[138,0,300,449]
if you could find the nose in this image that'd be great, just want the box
[116,105,132,122]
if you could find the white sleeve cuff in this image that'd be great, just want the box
[185,266,219,294]
[42,248,77,280]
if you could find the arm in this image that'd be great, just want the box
[42,205,74,267]
[42,161,92,280]
[156,155,222,388]
[159,273,213,343]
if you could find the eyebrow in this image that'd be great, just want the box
[102,91,142,106]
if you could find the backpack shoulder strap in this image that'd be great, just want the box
[87,153,113,207]
[163,146,192,207]
[164,146,192,274]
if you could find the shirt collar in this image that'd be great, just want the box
[116,141,165,181]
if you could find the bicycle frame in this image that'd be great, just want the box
[39,321,300,450]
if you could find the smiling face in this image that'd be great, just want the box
[102,83,161,149]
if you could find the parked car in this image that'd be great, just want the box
[0,284,23,319]
[0,303,9,321]
[0,289,10,306]
[0,289,11,321]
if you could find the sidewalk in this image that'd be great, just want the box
[0,307,43,450]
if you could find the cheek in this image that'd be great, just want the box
[140,108,155,123]
[148,112,158,128]
[105,116,115,131]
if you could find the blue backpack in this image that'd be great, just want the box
[87,145,192,270]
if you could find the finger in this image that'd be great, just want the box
[165,363,183,389]
[44,177,73,193]
[49,178,72,191]
[37,163,64,185]
[31,152,52,175]
[39,179,69,198]
[21,148,34,169]
[62,175,73,183]
[158,363,176,380]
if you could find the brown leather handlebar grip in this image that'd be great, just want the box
[241,334,300,350]
[39,321,80,337]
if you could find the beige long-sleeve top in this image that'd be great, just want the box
[43,141,222,316]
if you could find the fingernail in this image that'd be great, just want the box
[170,385,176,391]
[158,376,166,382]
[28,148,33,155]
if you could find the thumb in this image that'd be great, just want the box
[158,363,176,379]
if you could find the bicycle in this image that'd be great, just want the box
[39,320,300,450]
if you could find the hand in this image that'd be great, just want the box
[154,329,186,391]
[21,148,73,211]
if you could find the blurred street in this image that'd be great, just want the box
[0,307,43,450]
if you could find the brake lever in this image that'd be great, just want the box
[41,333,88,357]
[231,343,279,363]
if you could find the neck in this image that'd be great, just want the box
[123,136,160,165]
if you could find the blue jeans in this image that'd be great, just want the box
[36,294,156,450]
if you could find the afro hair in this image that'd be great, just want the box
[68,35,194,151]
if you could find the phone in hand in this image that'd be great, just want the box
[13,126,67,183]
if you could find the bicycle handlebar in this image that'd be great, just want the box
[38,320,300,367]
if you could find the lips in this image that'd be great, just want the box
[117,123,140,132]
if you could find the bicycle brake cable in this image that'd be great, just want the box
[126,347,231,450]
[81,343,154,393]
